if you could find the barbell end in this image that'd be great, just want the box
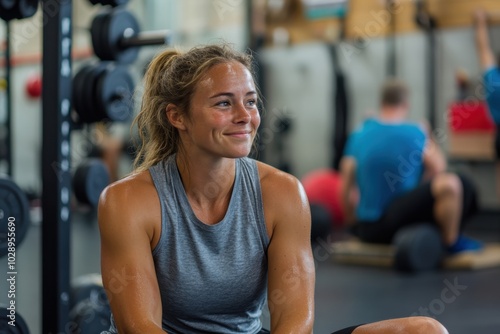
[120,30,173,49]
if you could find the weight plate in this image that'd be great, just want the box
[70,299,111,334]
[17,0,38,19]
[73,159,110,207]
[72,64,94,123]
[0,306,31,333]
[0,0,16,10]
[70,274,111,334]
[96,64,135,122]
[91,9,112,61]
[91,8,144,64]
[84,63,108,123]
[0,178,30,258]
[0,5,18,20]
[104,8,140,64]
[0,0,37,21]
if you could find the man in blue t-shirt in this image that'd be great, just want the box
[474,9,500,200]
[340,79,481,253]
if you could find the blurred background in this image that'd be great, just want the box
[0,0,499,333]
[2,0,499,205]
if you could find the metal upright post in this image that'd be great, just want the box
[387,0,397,78]
[41,0,73,332]
[5,21,12,177]
[428,27,437,131]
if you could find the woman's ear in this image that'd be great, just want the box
[166,104,187,130]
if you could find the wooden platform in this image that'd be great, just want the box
[331,239,500,270]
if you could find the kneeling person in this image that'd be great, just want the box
[340,79,482,254]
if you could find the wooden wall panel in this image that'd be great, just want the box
[344,0,419,39]
[264,0,500,45]
[435,0,500,28]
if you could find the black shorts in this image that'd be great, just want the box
[260,324,362,334]
[351,174,478,244]
[331,325,362,334]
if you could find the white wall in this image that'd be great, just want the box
[260,42,334,178]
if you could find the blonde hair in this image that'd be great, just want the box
[132,43,256,173]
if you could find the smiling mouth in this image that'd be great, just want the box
[226,130,252,136]
[227,132,251,139]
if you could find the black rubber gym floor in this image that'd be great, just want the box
[1,211,499,334]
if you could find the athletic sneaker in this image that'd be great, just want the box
[447,235,484,254]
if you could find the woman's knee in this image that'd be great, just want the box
[352,316,448,334]
[407,316,448,334]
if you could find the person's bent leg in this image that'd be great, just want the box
[431,173,463,246]
[351,317,448,334]
[456,173,479,225]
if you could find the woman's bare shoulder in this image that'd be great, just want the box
[256,160,301,191]
[99,170,160,220]
[255,161,310,239]
[256,160,307,215]
[102,170,155,200]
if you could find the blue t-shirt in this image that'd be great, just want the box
[484,67,500,125]
[344,119,427,222]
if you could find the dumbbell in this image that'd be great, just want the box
[90,7,172,64]
[393,223,444,273]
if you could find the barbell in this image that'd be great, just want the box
[91,7,171,64]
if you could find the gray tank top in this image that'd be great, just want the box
[106,155,269,333]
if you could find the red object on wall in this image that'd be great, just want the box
[302,169,345,227]
[25,73,42,98]
[448,101,495,132]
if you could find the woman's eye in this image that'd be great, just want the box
[216,101,230,107]
[247,99,256,107]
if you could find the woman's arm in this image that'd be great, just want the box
[261,168,315,334]
[98,174,165,334]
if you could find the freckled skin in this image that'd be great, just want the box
[177,61,261,160]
